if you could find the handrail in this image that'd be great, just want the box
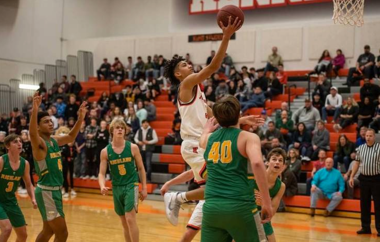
[288,84,297,110]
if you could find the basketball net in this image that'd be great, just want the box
[332,0,365,27]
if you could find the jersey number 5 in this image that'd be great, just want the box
[118,165,127,176]
[5,182,13,192]
[208,141,232,164]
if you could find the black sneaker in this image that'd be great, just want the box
[356,228,371,234]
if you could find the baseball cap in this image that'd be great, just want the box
[331,86,338,91]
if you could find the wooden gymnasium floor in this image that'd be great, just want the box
[9,193,379,242]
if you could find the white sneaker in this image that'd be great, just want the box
[18,189,27,195]
[63,193,69,198]
[164,192,181,226]
[105,174,111,181]
[90,176,96,180]
[71,190,77,196]
[83,175,89,180]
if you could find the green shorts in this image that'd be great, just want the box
[112,184,139,216]
[264,221,274,236]
[0,200,26,228]
[201,200,266,242]
[35,186,65,221]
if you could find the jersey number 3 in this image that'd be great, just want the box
[5,182,13,192]
[118,165,127,176]
[208,141,232,164]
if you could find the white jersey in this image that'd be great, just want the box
[178,84,208,139]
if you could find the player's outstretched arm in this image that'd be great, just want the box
[54,102,88,146]
[98,148,109,195]
[270,183,285,216]
[132,144,147,201]
[23,161,37,209]
[181,17,241,90]
[199,117,219,149]
[245,133,272,223]
[29,92,45,161]
[160,170,194,196]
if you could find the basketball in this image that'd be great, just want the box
[217,5,244,29]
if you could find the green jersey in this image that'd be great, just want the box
[34,138,63,187]
[0,154,25,202]
[204,128,254,203]
[251,176,282,210]
[107,141,138,186]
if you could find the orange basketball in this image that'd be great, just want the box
[217,5,244,30]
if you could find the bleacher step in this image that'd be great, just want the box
[151,173,175,184]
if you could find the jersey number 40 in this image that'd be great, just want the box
[208,141,232,164]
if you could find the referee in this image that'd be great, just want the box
[350,129,380,237]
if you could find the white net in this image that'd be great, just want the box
[332,0,365,27]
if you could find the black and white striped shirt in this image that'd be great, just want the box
[355,142,380,176]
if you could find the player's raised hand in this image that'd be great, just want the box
[140,189,147,202]
[32,91,43,109]
[100,186,109,196]
[204,117,219,134]
[239,115,265,127]
[219,16,242,38]
[78,101,88,121]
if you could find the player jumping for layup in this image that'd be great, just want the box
[0,134,36,242]
[98,118,147,242]
[30,92,87,242]
[199,96,272,242]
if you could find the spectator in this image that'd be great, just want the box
[112,57,123,69]
[290,122,312,160]
[312,50,332,75]
[125,107,140,133]
[229,67,241,83]
[133,56,145,80]
[334,134,356,171]
[249,67,258,82]
[97,58,111,80]
[206,50,215,66]
[252,68,268,91]
[134,120,158,181]
[241,66,252,91]
[165,120,182,145]
[344,160,360,199]
[264,46,283,75]
[219,53,233,77]
[292,98,321,131]
[152,55,160,79]
[136,100,148,125]
[311,120,330,160]
[287,148,302,180]
[358,96,375,128]
[332,49,346,81]
[375,49,380,80]
[240,87,266,113]
[125,122,135,142]
[356,126,367,147]
[75,122,86,179]
[345,45,375,85]
[234,79,249,102]
[322,86,342,123]
[65,94,79,120]
[204,83,216,104]
[310,158,345,217]
[0,132,6,156]
[109,92,126,111]
[333,97,359,132]
[95,120,110,180]
[16,116,28,135]
[8,108,21,134]
[59,75,70,93]
[69,75,82,97]
[22,96,33,118]
[133,87,145,102]
[260,110,273,134]
[369,95,380,132]
[275,110,294,145]
[148,78,161,98]
[275,102,292,124]
[158,55,167,79]
[313,73,331,103]
[360,78,380,103]
[279,162,298,211]
[125,56,134,80]
[144,56,155,80]
[306,149,327,195]
[276,64,288,85]
[47,108,58,129]
[261,121,286,155]
[265,72,282,99]
[144,99,156,122]
[84,118,99,180]
[51,79,60,94]
[37,82,47,97]
[215,80,229,100]
[111,107,124,120]
[113,63,125,84]
[61,142,77,198]
[312,93,324,115]
[54,96,67,118]
[185,53,193,66]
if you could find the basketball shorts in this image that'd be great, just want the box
[201,200,266,242]
[187,200,204,230]
[112,184,139,216]
[35,186,65,221]
[0,200,26,228]
[181,139,206,185]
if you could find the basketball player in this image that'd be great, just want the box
[251,148,286,242]
[0,134,36,242]
[98,118,147,242]
[29,92,87,242]
[199,96,272,242]
[162,16,263,241]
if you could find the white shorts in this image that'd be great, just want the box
[181,139,206,185]
[187,200,204,230]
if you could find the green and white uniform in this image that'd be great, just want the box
[34,138,65,221]
[251,176,282,236]
[0,154,26,227]
[202,128,266,242]
[107,141,139,215]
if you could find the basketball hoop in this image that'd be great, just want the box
[332,0,365,27]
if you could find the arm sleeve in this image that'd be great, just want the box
[336,95,342,108]
[312,170,320,186]
[338,173,345,193]
[134,132,140,144]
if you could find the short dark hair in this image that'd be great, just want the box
[37,111,49,124]
[249,67,255,71]
[278,64,284,68]
[267,148,287,164]
[268,121,275,126]
[164,55,185,86]
[142,119,149,124]
[71,75,76,79]
[128,56,132,59]
[212,95,240,127]
[241,66,247,70]
[137,56,142,59]
[62,75,67,79]
[364,45,370,50]
[4,134,20,147]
